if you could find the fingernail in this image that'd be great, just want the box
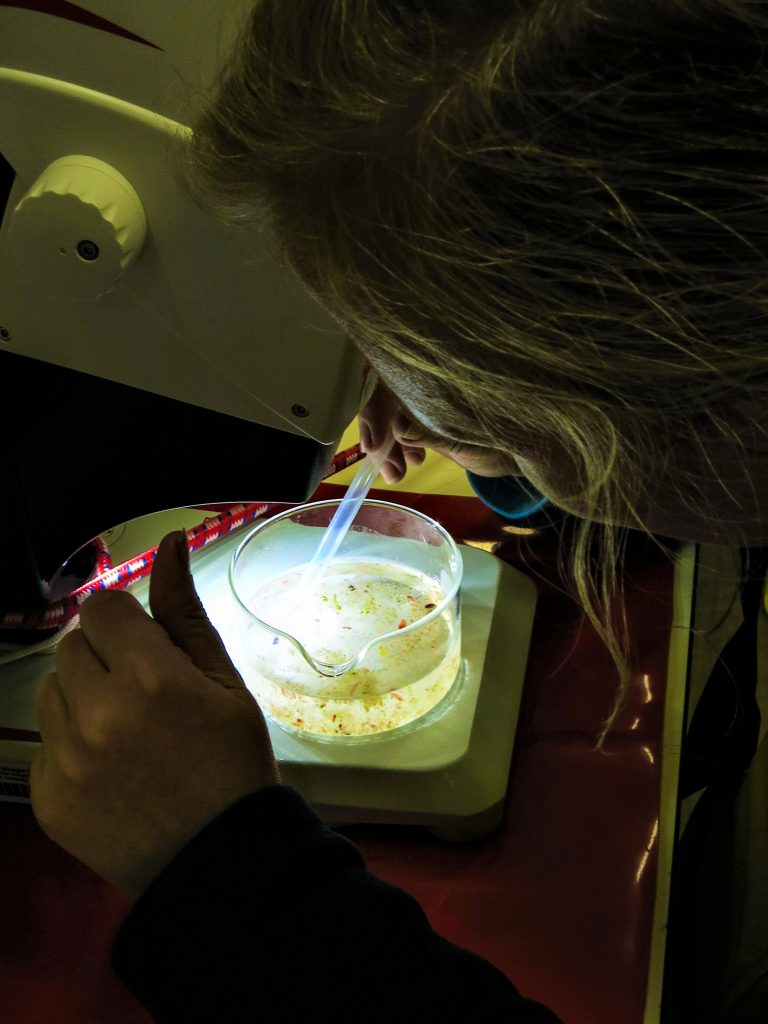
[359,421,373,452]
[404,448,425,467]
[381,462,400,485]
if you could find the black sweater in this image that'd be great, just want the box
[113,785,564,1023]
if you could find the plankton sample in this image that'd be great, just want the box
[229,499,464,739]
[240,559,461,737]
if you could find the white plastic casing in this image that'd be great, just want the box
[0,3,366,443]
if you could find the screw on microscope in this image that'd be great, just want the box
[0,327,10,341]
[292,404,310,418]
[76,240,100,261]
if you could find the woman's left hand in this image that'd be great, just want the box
[30,531,279,900]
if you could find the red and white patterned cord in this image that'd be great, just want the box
[1,443,365,634]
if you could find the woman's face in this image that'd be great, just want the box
[363,350,768,546]
[360,349,586,503]
[308,274,768,546]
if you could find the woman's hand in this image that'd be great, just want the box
[31,531,279,900]
[359,380,518,484]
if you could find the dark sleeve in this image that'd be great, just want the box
[113,785,564,1024]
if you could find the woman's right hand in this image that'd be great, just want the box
[358,380,518,485]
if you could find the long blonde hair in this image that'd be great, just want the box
[179,0,768,742]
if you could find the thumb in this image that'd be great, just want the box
[149,531,246,691]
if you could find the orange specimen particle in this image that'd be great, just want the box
[398,618,407,629]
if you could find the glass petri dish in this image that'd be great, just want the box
[229,500,463,738]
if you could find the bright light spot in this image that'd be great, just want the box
[642,673,652,704]
[635,818,659,884]
[463,540,500,552]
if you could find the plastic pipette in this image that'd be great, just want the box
[296,436,394,600]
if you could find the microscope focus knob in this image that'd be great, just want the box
[8,155,147,302]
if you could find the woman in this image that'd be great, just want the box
[31,2,768,1021]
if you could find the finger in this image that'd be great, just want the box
[29,746,57,833]
[57,625,107,675]
[380,442,407,485]
[149,532,246,691]
[403,445,426,468]
[35,671,71,744]
[359,414,392,459]
[358,418,374,454]
[381,463,403,485]
[359,380,400,457]
[55,628,109,725]
[392,410,466,454]
[391,410,512,476]
[392,410,430,446]
[78,588,171,670]
[33,676,83,805]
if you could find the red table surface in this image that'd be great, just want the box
[0,485,673,1024]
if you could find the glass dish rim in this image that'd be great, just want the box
[228,498,464,679]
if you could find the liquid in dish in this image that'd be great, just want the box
[239,559,461,736]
